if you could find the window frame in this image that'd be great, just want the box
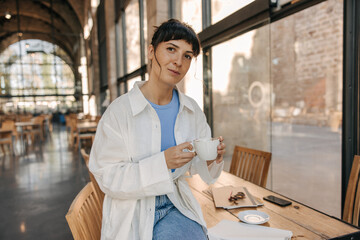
[115,0,147,94]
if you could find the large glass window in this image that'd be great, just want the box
[212,26,271,160]
[211,0,343,218]
[270,0,343,218]
[116,0,147,95]
[0,40,76,114]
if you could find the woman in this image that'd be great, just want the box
[89,19,226,240]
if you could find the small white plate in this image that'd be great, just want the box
[238,210,270,224]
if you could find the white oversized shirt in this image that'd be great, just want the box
[89,81,224,240]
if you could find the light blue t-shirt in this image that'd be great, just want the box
[148,89,180,172]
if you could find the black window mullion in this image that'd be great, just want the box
[202,0,211,29]
[202,48,213,132]
[342,0,360,218]
[168,0,175,19]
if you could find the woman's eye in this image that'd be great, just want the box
[185,55,192,60]
[167,47,175,52]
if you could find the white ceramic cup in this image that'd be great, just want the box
[191,138,220,161]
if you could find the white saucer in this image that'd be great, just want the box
[238,210,270,224]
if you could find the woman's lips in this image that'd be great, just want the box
[168,69,180,75]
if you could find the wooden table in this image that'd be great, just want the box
[15,122,41,156]
[76,121,97,152]
[187,171,360,239]
[76,121,98,132]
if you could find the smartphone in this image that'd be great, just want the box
[263,195,292,207]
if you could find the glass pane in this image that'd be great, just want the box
[125,0,141,73]
[212,26,271,169]
[211,0,254,25]
[181,54,203,110]
[127,76,141,91]
[173,0,202,33]
[270,0,343,217]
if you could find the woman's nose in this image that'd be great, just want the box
[173,54,182,67]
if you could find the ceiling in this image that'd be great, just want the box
[0,0,86,64]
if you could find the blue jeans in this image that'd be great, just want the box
[153,195,207,240]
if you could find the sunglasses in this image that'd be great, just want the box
[228,191,245,204]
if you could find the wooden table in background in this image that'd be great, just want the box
[76,121,97,152]
[187,171,360,240]
[15,122,41,156]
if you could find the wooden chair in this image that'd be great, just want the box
[66,182,102,240]
[95,115,101,123]
[80,148,105,206]
[30,116,45,142]
[343,155,360,225]
[81,148,90,166]
[68,117,78,148]
[0,120,16,156]
[64,115,72,136]
[229,145,272,188]
[77,131,95,151]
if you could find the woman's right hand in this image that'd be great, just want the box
[164,142,196,169]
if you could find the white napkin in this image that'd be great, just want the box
[208,220,292,240]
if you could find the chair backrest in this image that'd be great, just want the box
[95,116,101,123]
[70,118,78,133]
[343,155,360,225]
[229,145,272,188]
[81,148,90,166]
[80,148,105,205]
[1,120,15,130]
[66,182,102,240]
[18,115,33,122]
[1,120,16,137]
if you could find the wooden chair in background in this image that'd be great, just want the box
[80,148,105,206]
[66,182,102,240]
[343,155,360,226]
[30,116,45,142]
[68,118,78,148]
[95,115,101,123]
[0,120,16,156]
[229,145,272,188]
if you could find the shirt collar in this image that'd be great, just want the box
[128,81,195,116]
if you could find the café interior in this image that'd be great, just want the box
[0,0,359,239]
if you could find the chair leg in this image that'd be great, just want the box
[1,145,5,155]
[74,135,79,150]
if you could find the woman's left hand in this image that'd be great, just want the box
[207,136,225,165]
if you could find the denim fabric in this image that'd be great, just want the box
[153,195,207,240]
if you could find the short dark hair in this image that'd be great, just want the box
[151,19,201,57]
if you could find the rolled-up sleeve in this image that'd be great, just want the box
[89,108,173,200]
